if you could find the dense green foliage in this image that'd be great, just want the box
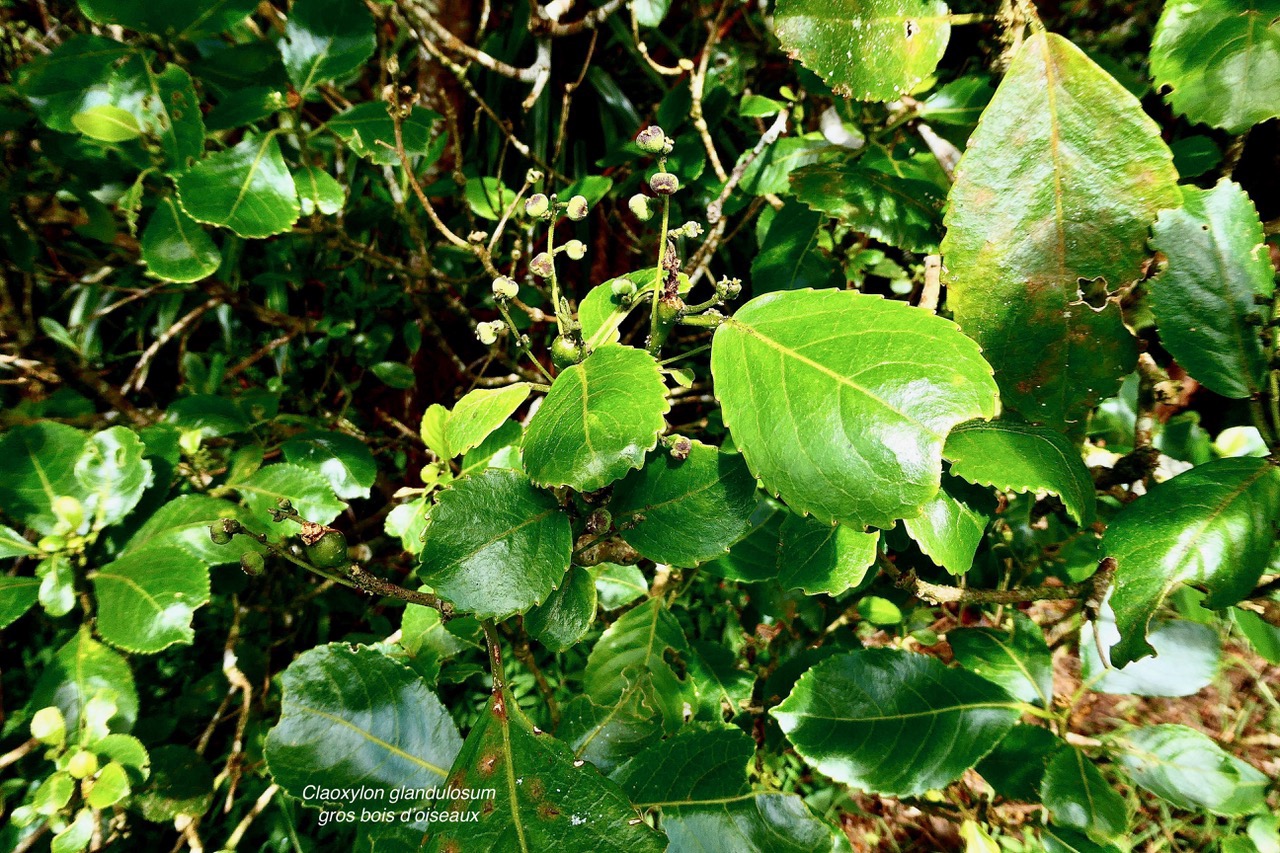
[1,0,1278,851]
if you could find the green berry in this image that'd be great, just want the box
[649,172,679,195]
[209,518,242,545]
[67,750,99,780]
[240,551,266,576]
[304,530,349,569]
[550,336,585,369]
[31,707,65,746]
[636,125,667,154]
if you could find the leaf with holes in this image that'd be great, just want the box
[524,345,669,493]
[265,644,462,830]
[177,135,300,238]
[711,288,998,529]
[1149,180,1275,399]
[775,0,951,101]
[424,689,666,852]
[1103,456,1280,666]
[584,598,696,732]
[1150,0,1280,133]
[91,546,210,653]
[418,469,571,620]
[943,420,1095,525]
[771,648,1020,796]
[942,33,1179,429]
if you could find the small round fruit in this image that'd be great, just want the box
[525,193,550,218]
[649,172,679,195]
[240,551,266,576]
[550,336,585,369]
[304,530,349,569]
[30,707,65,746]
[635,125,667,154]
[67,750,99,780]
[566,195,589,221]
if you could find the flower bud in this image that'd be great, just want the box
[67,750,99,780]
[611,278,637,300]
[52,496,84,532]
[636,125,667,154]
[563,240,586,261]
[649,172,679,195]
[628,193,652,221]
[476,320,504,345]
[525,168,544,185]
[678,221,704,238]
[525,193,550,218]
[530,252,554,278]
[491,276,519,299]
[566,195,589,221]
[31,707,65,746]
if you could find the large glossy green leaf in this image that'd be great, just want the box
[294,166,345,216]
[609,442,757,567]
[1104,456,1280,666]
[942,33,1179,429]
[265,645,462,827]
[1040,747,1128,842]
[1117,724,1269,816]
[281,430,377,501]
[29,628,138,733]
[776,513,877,595]
[975,724,1061,801]
[280,0,376,95]
[584,598,696,731]
[126,494,261,566]
[771,649,1020,796]
[705,497,786,583]
[443,384,531,460]
[774,0,951,101]
[943,420,1096,525]
[237,463,346,532]
[425,689,666,852]
[15,35,132,132]
[711,288,998,529]
[791,160,945,252]
[78,0,258,37]
[524,345,670,493]
[1149,180,1274,398]
[0,577,40,629]
[749,202,842,294]
[91,546,210,653]
[177,135,300,238]
[949,615,1054,706]
[525,566,597,652]
[902,474,994,574]
[615,726,848,853]
[1081,616,1219,697]
[325,102,442,165]
[0,422,88,535]
[141,198,221,283]
[418,469,570,619]
[1042,827,1124,853]
[74,426,152,528]
[1150,0,1280,133]
[561,676,664,775]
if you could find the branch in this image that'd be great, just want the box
[892,557,1116,607]
[529,0,627,37]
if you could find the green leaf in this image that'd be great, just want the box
[280,0,376,95]
[265,645,462,824]
[524,345,670,492]
[609,441,757,567]
[942,32,1179,429]
[237,463,346,533]
[736,136,841,196]
[91,545,210,653]
[126,494,261,566]
[1150,0,1280,133]
[774,0,951,101]
[943,420,1096,525]
[771,648,1021,796]
[141,62,204,172]
[141,197,221,283]
[72,104,141,141]
[1231,607,1280,665]
[15,35,133,132]
[78,0,258,37]
[325,101,442,165]
[1040,747,1129,842]
[616,725,848,853]
[294,165,345,215]
[949,615,1054,706]
[420,403,451,460]
[577,268,690,348]
[281,430,377,501]
[0,524,40,558]
[0,577,40,629]
[0,422,89,535]
[425,689,666,852]
[976,724,1061,801]
[86,761,131,809]
[917,75,995,127]
[749,201,842,294]
[465,177,517,221]
[705,497,786,582]
[29,628,138,733]
[561,679,664,776]
[1104,456,1280,666]
[38,555,77,617]
[791,160,945,253]
[1117,724,1269,816]
[777,513,877,595]
[1042,827,1124,853]
[371,361,415,389]
[460,419,524,476]
[75,426,153,528]
[1081,616,1219,698]
[594,563,648,611]
[584,598,696,731]
[526,565,597,652]
[711,288,998,529]
[632,0,671,27]
[135,745,213,822]
[418,469,570,619]
[444,384,531,459]
[205,85,286,130]
[903,474,994,574]
[1149,180,1274,399]
[52,810,94,853]
[176,135,300,238]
